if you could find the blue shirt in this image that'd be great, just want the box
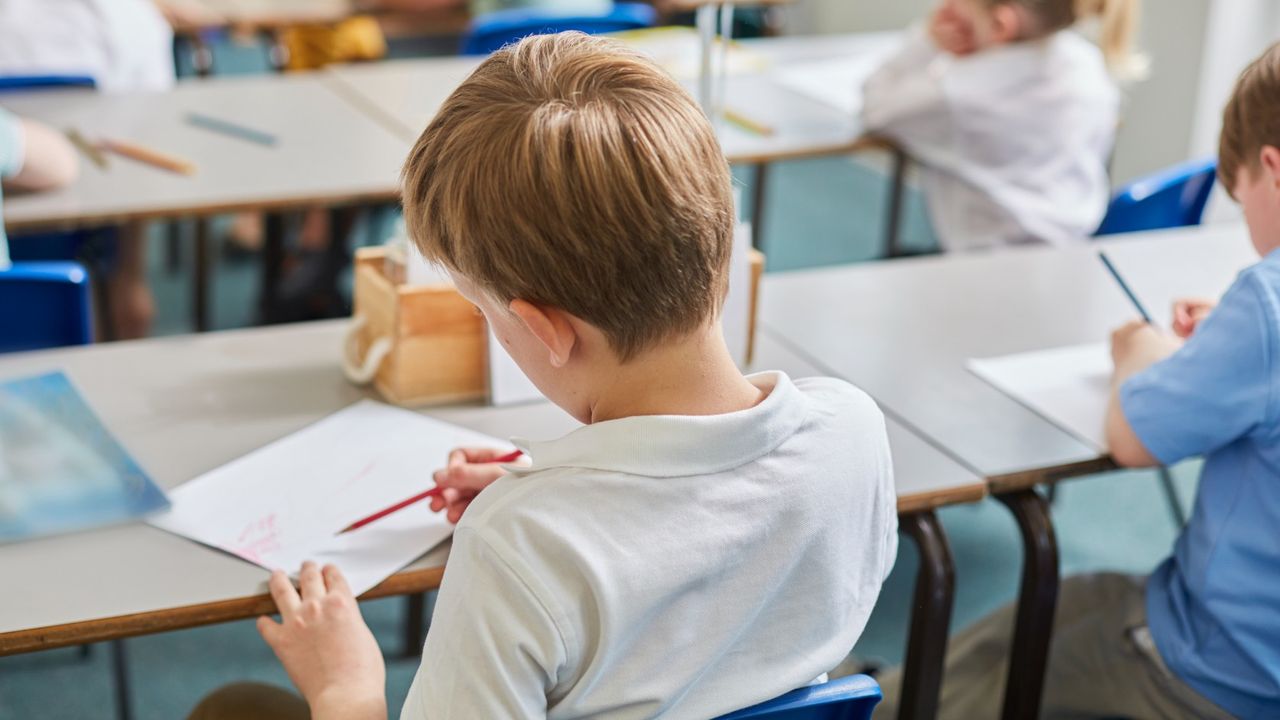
[1122,249,1280,719]
[0,108,24,269]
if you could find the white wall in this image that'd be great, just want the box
[784,0,1213,183]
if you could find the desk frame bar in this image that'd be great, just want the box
[995,489,1059,720]
[899,510,955,720]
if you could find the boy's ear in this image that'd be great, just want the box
[509,299,578,368]
[1260,146,1280,190]
[989,4,1022,44]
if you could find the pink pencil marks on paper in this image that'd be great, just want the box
[231,512,281,563]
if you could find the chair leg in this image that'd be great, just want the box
[111,639,133,720]
[1157,467,1187,527]
[750,162,770,252]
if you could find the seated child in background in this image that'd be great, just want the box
[190,32,899,720]
[875,42,1280,720]
[0,109,79,269]
[862,0,1143,251]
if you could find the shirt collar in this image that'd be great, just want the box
[507,372,807,478]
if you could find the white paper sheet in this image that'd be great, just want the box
[968,343,1112,452]
[486,223,757,405]
[149,401,509,595]
[771,45,899,117]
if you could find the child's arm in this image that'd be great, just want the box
[860,27,950,149]
[1105,321,1178,466]
[1106,275,1275,469]
[257,563,388,720]
[1,117,79,192]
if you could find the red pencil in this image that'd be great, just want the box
[337,449,524,534]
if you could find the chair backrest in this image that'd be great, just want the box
[1095,157,1217,236]
[0,74,96,93]
[715,675,882,720]
[0,262,93,353]
[461,3,657,56]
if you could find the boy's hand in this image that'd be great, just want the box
[1110,321,1181,378]
[257,563,387,720]
[429,447,527,524]
[928,4,978,56]
[1172,297,1216,338]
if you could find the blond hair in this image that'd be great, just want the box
[401,32,734,361]
[988,0,1145,79]
[1219,42,1280,196]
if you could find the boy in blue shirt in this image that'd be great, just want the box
[875,42,1280,720]
[1104,40,1280,720]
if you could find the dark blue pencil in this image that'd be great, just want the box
[185,112,277,146]
[1098,251,1153,323]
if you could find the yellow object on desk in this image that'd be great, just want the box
[99,138,196,176]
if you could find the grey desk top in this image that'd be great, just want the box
[2,73,409,231]
[323,32,899,165]
[760,222,1258,486]
[0,318,977,651]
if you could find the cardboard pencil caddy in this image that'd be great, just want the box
[343,246,766,407]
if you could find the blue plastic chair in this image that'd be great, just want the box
[461,3,657,55]
[0,74,95,92]
[1095,157,1217,236]
[0,261,93,353]
[715,675,882,720]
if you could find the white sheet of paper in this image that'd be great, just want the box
[149,400,508,595]
[486,223,757,405]
[771,47,898,117]
[968,343,1112,452]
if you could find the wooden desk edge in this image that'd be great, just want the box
[986,456,1118,495]
[0,565,444,657]
[896,482,987,516]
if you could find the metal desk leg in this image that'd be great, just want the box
[750,162,770,252]
[995,489,1059,720]
[883,147,908,259]
[193,219,211,332]
[111,639,133,720]
[259,214,287,324]
[899,511,956,720]
[403,592,428,658]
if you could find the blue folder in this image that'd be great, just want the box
[0,371,169,542]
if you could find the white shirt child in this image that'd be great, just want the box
[862,27,1119,251]
[0,0,174,93]
[402,372,898,720]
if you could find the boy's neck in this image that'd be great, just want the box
[585,326,766,424]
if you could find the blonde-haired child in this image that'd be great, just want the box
[862,0,1143,251]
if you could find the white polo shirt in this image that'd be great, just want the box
[401,372,898,719]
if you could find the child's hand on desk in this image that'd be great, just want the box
[1110,320,1182,378]
[1172,298,1217,338]
[258,563,387,720]
[429,447,527,524]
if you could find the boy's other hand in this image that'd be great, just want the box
[1172,297,1216,338]
[928,3,978,56]
[257,563,387,720]
[1110,321,1181,377]
[429,447,528,524]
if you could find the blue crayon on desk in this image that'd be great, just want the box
[185,112,277,146]
[1098,250,1153,323]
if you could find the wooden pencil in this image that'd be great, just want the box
[99,138,197,176]
[724,108,775,137]
[65,128,109,169]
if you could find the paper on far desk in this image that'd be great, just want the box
[149,401,507,595]
[772,46,899,117]
[968,343,1111,452]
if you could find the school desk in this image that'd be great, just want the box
[758,221,1258,720]
[0,73,408,331]
[322,32,906,250]
[0,320,981,720]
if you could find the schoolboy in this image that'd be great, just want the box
[875,42,1280,720]
[191,32,898,720]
